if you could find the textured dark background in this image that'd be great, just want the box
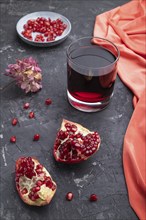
[0,0,138,220]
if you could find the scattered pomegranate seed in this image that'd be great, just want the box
[90,194,98,202]
[10,136,16,143]
[12,118,18,126]
[33,134,40,141]
[29,112,35,119]
[23,103,30,109]
[45,98,52,105]
[66,192,74,201]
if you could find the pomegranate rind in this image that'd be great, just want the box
[53,119,101,163]
[15,157,57,206]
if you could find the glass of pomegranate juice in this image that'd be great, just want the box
[66,36,120,112]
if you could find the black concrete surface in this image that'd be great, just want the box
[0,0,139,220]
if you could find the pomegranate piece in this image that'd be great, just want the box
[45,98,52,105]
[23,102,30,109]
[15,156,57,206]
[12,118,18,126]
[53,119,101,163]
[66,192,74,201]
[90,194,98,201]
[33,134,40,141]
[10,136,16,143]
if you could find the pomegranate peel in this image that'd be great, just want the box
[53,119,101,163]
[15,157,57,206]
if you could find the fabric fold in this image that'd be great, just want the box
[94,0,146,219]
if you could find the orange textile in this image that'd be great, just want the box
[94,0,146,219]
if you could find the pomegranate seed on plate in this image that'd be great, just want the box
[21,16,67,42]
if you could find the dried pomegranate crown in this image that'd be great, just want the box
[5,57,42,93]
[53,119,101,163]
[15,157,57,206]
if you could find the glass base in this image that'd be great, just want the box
[67,90,113,112]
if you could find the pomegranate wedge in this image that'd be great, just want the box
[15,157,57,206]
[53,119,101,163]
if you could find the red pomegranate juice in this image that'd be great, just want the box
[67,46,117,103]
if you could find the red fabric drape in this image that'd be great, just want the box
[94,0,146,219]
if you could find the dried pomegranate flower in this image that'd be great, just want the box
[15,156,57,206]
[53,119,101,163]
[5,57,42,93]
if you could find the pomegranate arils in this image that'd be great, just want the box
[10,136,16,143]
[90,194,98,202]
[36,169,44,175]
[46,181,53,188]
[66,192,74,201]
[12,118,18,126]
[34,34,45,42]
[45,98,52,105]
[51,184,56,191]
[21,188,28,195]
[32,186,40,192]
[33,134,40,141]
[36,180,43,186]
[35,164,43,175]
[23,102,30,109]
[29,111,35,119]
[17,157,35,180]
[71,124,77,132]
[28,192,39,201]
[58,130,68,140]
[21,16,67,42]
[36,164,43,169]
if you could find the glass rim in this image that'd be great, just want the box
[66,36,120,70]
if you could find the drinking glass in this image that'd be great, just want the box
[66,36,120,112]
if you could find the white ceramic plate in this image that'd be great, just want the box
[16,11,71,47]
